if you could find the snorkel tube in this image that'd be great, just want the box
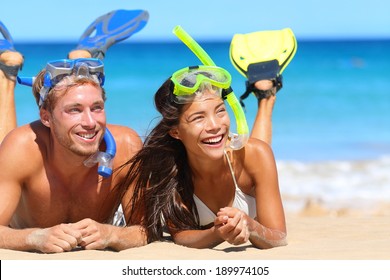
[84,128,117,177]
[172,26,249,150]
[17,75,117,177]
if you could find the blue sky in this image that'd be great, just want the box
[1,0,389,42]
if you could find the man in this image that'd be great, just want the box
[0,15,147,253]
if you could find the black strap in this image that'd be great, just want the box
[222,86,233,100]
[239,75,284,109]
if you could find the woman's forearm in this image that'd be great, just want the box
[248,221,287,249]
[172,227,224,249]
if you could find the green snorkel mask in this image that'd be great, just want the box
[171,65,232,104]
[172,26,249,150]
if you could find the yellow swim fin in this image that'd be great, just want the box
[230,27,297,81]
[230,28,297,106]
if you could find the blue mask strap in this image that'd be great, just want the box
[17,76,34,86]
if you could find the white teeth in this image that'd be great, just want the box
[204,135,222,144]
[78,133,96,139]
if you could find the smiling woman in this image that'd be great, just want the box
[114,28,287,250]
[169,88,230,160]
[116,62,287,249]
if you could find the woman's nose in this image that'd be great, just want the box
[205,115,221,131]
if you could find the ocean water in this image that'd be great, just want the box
[14,40,390,213]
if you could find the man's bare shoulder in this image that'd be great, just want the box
[0,121,48,150]
[0,121,48,176]
[106,124,142,165]
[106,124,142,148]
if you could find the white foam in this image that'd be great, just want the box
[276,155,390,213]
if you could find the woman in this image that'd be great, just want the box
[121,65,287,249]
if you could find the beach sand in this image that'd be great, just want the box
[1,204,389,260]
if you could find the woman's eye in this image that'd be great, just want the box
[191,115,203,122]
[217,108,226,115]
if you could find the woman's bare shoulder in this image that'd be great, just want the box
[237,138,276,170]
[241,138,274,157]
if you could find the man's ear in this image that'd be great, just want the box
[40,109,51,128]
[169,127,180,140]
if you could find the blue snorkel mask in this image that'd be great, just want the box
[17,58,116,177]
[172,26,249,150]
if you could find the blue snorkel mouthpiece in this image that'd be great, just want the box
[83,128,117,177]
[98,128,117,177]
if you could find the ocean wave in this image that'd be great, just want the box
[276,155,390,214]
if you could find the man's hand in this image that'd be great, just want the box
[70,218,113,250]
[26,224,83,253]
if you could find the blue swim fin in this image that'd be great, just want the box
[0,20,22,80]
[0,20,15,52]
[74,9,149,59]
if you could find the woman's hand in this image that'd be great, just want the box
[214,207,250,246]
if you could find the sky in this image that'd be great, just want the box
[1,0,390,43]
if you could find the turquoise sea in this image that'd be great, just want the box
[13,40,390,214]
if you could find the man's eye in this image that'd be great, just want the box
[69,108,81,113]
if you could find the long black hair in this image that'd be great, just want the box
[116,78,200,242]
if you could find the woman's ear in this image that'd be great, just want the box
[169,127,180,140]
[40,109,51,128]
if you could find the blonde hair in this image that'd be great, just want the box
[32,69,106,112]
